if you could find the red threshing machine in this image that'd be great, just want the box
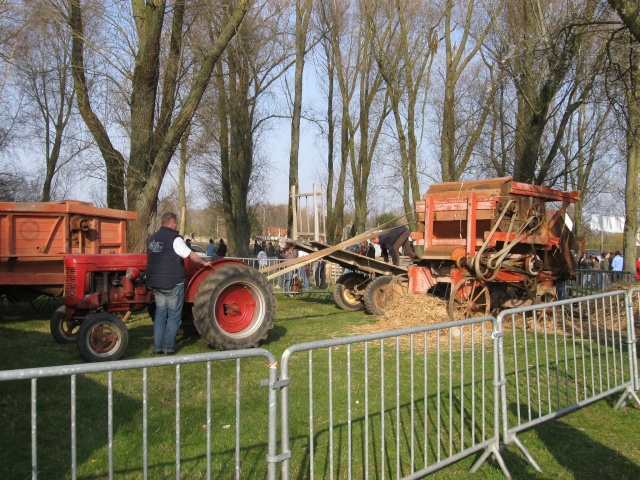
[408,177,579,319]
[289,177,580,321]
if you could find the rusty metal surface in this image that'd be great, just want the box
[0,201,138,293]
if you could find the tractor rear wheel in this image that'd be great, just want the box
[192,263,276,350]
[76,313,129,362]
[50,306,81,344]
[333,272,368,311]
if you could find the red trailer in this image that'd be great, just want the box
[0,200,136,298]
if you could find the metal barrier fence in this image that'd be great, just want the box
[278,317,508,479]
[496,290,640,472]
[2,290,640,478]
[564,269,635,298]
[233,257,341,293]
[629,288,640,392]
[0,350,279,480]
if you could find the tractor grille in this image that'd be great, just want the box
[64,267,77,298]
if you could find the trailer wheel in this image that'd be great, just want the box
[333,272,368,311]
[50,306,81,344]
[76,313,129,362]
[448,278,491,321]
[363,275,409,316]
[193,264,276,350]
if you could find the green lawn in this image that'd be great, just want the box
[0,295,639,479]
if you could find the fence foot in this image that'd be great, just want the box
[470,443,512,479]
[613,386,640,410]
[512,435,543,473]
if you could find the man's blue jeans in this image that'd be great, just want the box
[153,283,185,353]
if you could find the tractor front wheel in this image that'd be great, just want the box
[193,264,276,350]
[50,306,81,344]
[76,313,129,362]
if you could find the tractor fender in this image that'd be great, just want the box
[184,258,249,303]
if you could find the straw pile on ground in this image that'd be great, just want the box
[352,294,492,350]
[352,281,640,346]
[356,294,450,332]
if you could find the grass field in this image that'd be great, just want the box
[1,294,639,479]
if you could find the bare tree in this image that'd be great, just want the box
[608,0,640,43]
[67,0,252,251]
[287,0,313,236]
[344,1,389,236]
[316,0,352,244]
[495,0,602,184]
[215,0,295,256]
[366,0,438,227]
[604,25,640,271]
[11,4,93,201]
[607,0,640,271]
[0,1,30,154]
[437,0,503,183]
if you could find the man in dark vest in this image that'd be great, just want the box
[217,238,227,257]
[146,212,211,354]
[371,225,418,266]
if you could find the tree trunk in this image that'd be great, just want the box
[624,44,640,271]
[287,0,312,237]
[68,0,126,210]
[178,126,190,235]
[68,0,251,252]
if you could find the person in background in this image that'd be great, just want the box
[146,212,211,355]
[257,249,267,269]
[366,242,376,259]
[284,244,296,298]
[600,252,611,287]
[277,242,286,289]
[206,238,216,257]
[185,238,192,248]
[217,238,227,257]
[611,251,623,283]
[297,249,310,291]
[579,252,592,270]
[253,239,262,257]
[314,237,327,289]
[371,225,418,266]
[636,256,640,281]
[266,242,277,258]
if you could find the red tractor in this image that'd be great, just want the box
[53,253,276,362]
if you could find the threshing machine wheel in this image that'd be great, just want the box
[333,272,368,311]
[363,275,409,316]
[50,305,81,344]
[192,263,276,351]
[76,313,129,362]
[448,278,491,322]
